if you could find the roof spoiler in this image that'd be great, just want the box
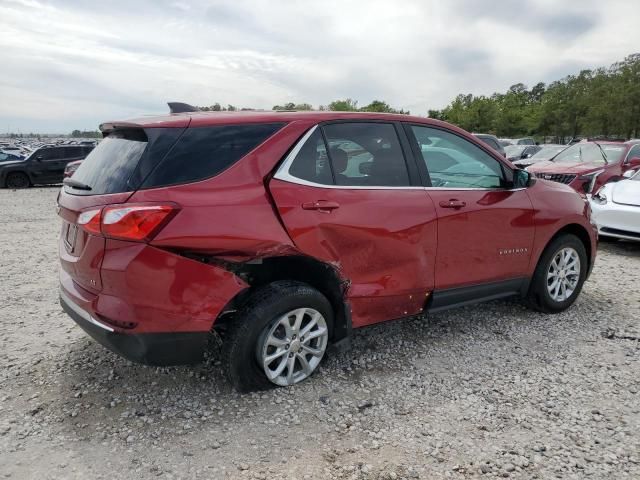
[168,102,200,114]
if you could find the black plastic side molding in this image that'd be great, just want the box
[428,277,528,313]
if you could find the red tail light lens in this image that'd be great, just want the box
[101,203,178,241]
[77,208,102,235]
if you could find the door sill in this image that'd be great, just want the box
[427,277,529,313]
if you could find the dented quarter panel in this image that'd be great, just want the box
[97,240,248,333]
[133,120,317,257]
[268,179,438,328]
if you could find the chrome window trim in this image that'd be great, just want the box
[273,124,424,190]
[273,124,525,192]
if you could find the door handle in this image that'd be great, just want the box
[439,199,466,209]
[302,200,340,212]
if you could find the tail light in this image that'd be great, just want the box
[76,203,179,242]
[77,208,102,235]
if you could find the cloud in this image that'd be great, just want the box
[0,0,638,132]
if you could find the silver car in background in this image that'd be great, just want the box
[590,169,640,241]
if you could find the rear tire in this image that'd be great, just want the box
[221,281,333,392]
[5,172,30,189]
[526,234,587,313]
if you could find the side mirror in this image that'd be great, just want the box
[513,169,534,188]
[623,169,637,178]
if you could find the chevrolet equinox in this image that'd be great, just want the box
[58,106,597,391]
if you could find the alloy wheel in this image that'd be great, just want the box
[257,307,328,386]
[6,173,29,189]
[547,247,581,302]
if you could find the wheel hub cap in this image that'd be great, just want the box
[258,307,328,387]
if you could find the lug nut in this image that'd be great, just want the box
[300,336,304,342]
[292,334,297,340]
[288,352,294,358]
[285,344,290,350]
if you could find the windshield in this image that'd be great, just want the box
[531,145,566,161]
[504,145,526,157]
[553,143,626,164]
[0,152,23,162]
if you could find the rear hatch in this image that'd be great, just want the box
[57,123,188,293]
[57,116,286,294]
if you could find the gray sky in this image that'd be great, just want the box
[1,0,639,133]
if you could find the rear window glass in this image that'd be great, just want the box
[141,123,285,188]
[69,129,148,195]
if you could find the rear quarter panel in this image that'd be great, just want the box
[133,120,316,258]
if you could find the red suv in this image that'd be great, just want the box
[527,140,640,194]
[58,108,597,391]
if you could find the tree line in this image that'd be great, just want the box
[63,52,640,142]
[196,99,409,114]
[428,53,640,142]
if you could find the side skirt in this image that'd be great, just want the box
[427,277,529,313]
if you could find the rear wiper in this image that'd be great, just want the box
[63,178,92,190]
[592,141,608,163]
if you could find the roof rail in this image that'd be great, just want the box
[167,102,200,114]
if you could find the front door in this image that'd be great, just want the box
[405,124,535,290]
[269,122,437,327]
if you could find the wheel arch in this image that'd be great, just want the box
[212,255,352,344]
[3,169,32,188]
[539,223,594,274]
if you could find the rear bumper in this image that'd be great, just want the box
[60,290,208,365]
[58,242,249,365]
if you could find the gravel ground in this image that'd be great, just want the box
[1,187,639,480]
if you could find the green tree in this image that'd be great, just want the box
[328,98,359,111]
[360,100,408,114]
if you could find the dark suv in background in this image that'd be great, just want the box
[0,145,94,188]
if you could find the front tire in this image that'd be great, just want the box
[5,172,30,189]
[526,234,588,313]
[221,281,333,392]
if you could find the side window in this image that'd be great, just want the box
[142,123,284,188]
[322,122,410,187]
[38,148,57,161]
[63,147,80,158]
[410,126,506,189]
[288,128,332,185]
[627,145,640,161]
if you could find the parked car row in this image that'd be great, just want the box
[512,145,567,168]
[0,144,94,188]
[526,140,640,194]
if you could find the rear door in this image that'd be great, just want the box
[405,124,535,290]
[269,121,438,327]
[32,148,63,183]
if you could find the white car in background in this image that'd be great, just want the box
[590,169,640,241]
